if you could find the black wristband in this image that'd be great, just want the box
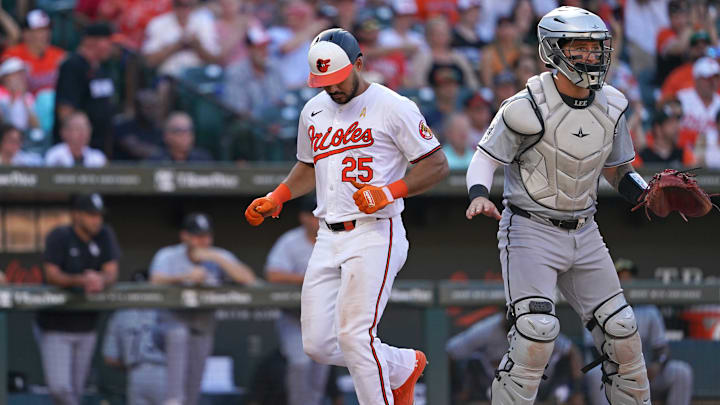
[468,184,490,201]
[618,172,647,204]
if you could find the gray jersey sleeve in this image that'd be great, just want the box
[149,247,173,277]
[644,306,668,350]
[446,313,504,360]
[604,114,635,167]
[477,99,530,165]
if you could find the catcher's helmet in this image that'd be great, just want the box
[538,6,612,90]
[307,28,362,88]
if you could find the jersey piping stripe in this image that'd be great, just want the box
[506,213,514,303]
[410,145,442,164]
[368,217,393,405]
[313,144,375,163]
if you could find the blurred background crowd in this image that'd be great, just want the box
[1,0,720,168]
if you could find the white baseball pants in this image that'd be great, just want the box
[301,216,417,405]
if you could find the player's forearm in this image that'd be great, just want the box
[281,161,316,199]
[43,264,86,288]
[603,163,648,204]
[404,149,449,197]
[217,258,257,284]
[100,261,119,286]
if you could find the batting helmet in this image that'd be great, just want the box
[307,28,362,88]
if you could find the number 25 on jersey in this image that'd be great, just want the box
[342,157,373,182]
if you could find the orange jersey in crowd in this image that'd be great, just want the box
[415,0,458,23]
[2,44,65,94]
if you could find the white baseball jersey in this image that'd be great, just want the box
[677,87,720,136]
[296,83,441,223]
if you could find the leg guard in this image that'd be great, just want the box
[491,297,560,405]
[585,293,651,405]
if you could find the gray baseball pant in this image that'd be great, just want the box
[164,324,214,405]
[585,359,693,405]
[37,330,97,405]
[276,313,330,405]
[129,363,166,405]
[498,211,623,323]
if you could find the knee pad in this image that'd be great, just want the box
[491,297,559,405]
[585,293,650,405]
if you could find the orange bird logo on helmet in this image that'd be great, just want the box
[316,58,331,73]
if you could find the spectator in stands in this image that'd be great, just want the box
[146,111,213,163]
[46,112,107,167]
[585,259,693,405]
[423,65,463,133]
[2,9,66,94]
[355,16,406,89]
[661,30,713,101]
[142,0,221,77]
[214,0,260,66]
[637,109,693,167]
[447,312,585,405]
[223,26,286,117]
[0,123,42,166]
[0,57,41,132]
[464,90,492,148]
[265,196,331,405]
[332,0,358,33]
[655,1,693,85]
[377,0,425,76]
[492,70,519,109]
[410,16,478,89]
[442,113,474,170]
[149,212,257,405]
[268,1,330,89]
[624,0,670,75]
[94,0,172,51]
[113,89,164,160]
[479,16,528,88]
[103,271,167,405]
[54,23,117,155]
[696,110,720,168]
[513,52,540,88]
[0,8,20,53]
[36,193,120,405]
[678,57,720,142]
[450,0,484,68]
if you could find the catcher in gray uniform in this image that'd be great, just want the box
[465,6,652,405]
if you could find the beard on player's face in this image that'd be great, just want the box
[324,71,359,105]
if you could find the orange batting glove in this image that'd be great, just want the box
[245,183,292,226]
[351,180,408,214]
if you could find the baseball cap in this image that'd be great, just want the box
[246,25,271,46]
[182,212,213,234]
[690,31,711,46]
[84,22,113,38]
[614,258,639,276]
[72,193,106,214]
[429,64,463,86]
[392,0,418,15]
[0,58,27,78]
[307,28,362,88]
[457,0,481,11]
[23,9,51,30]
[692,56,720,79]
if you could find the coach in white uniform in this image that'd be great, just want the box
[245,28,449,405]
[465,7,652,405]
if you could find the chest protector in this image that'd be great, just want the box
[515,72,628,211]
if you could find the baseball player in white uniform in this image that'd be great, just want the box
[265,197,330,405]
[245,28,449,405]
[465,7,652,405]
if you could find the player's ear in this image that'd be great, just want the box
[354,57,363,71]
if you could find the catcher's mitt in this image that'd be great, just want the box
[632,169,719,221]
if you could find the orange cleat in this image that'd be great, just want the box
[391,350,427,405]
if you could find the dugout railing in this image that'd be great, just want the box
[1,280,718,404]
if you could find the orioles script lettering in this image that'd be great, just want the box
[309,121,374,162]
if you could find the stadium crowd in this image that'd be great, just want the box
[0,0,719,167]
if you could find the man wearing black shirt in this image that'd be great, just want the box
[54,23,116,156]
[639,109,686,167]
[36,193,121,405]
